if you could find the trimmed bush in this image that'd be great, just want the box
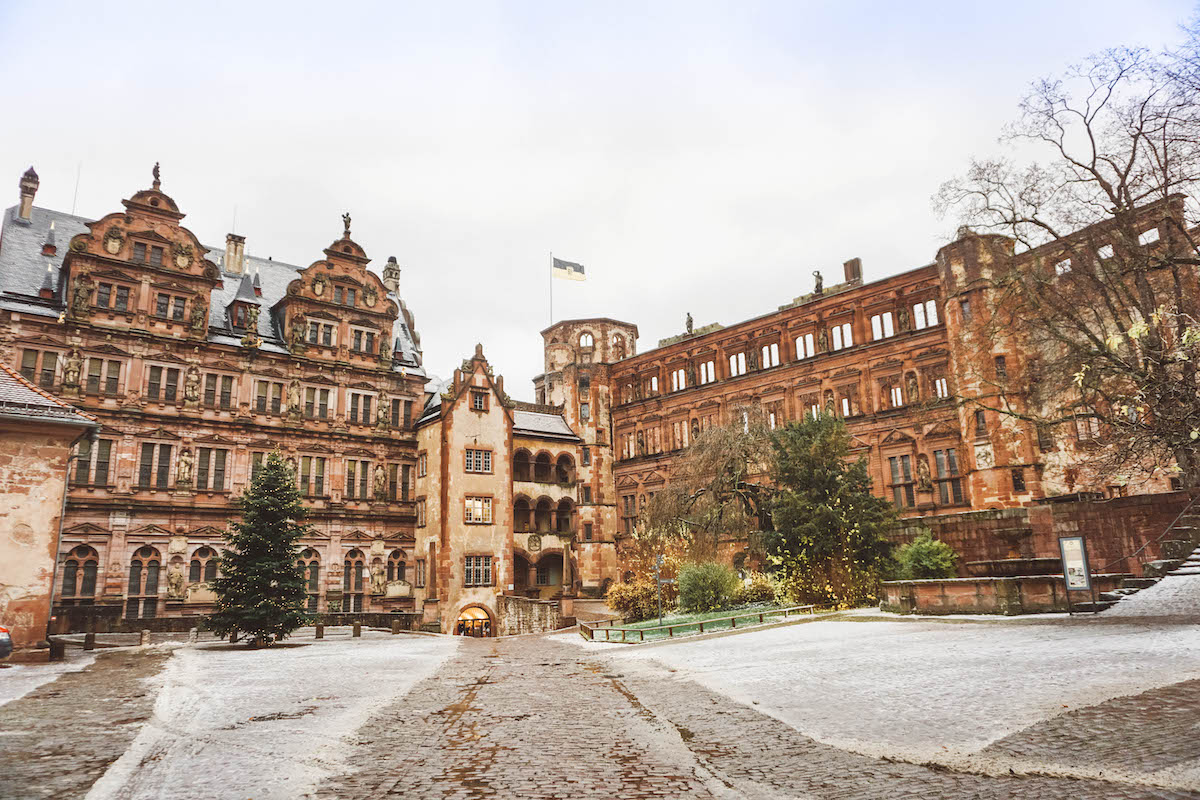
[895,530,959,579]
[606,578,670,622]
[735,571,780,605]
[678,561,740,613]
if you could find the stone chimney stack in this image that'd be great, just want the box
[17,167,39,223]
[224,233,246,275]
[382,256,401,294]
[843,257,862,284]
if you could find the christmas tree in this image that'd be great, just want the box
[207,451,312,646]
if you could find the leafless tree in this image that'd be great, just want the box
[937,37,1200,487]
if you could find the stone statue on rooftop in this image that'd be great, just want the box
[152,162,161,189]
[813,270,823,295]
[342,212,352,236]
[686,312,693,334]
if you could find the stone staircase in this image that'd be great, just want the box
[1094,510,1200,613]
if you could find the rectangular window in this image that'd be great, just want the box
[391,397,402,426]
[349,393,361,423]
[890,385,904,408]
[345,459,356,498]
[219,376,233,409]
[251,452,265,482]
[582,485,593,504]
[171,296,186,321]
[580,402,590,421]
[934,377,949,399]
[974,409,987,437]
[317,389,329,419]
[888,455,915,508]
[465,496,493,524]
[416,499,426,528]
[994,356,1008,382]
[204,374,217,407]
[415,559,426,587]
[149,245,164,266]
[649,375,659,394]
[115,286,130,311]
[795,332,815,360]
[196,448,228,491]
[418,452,428,477]
[1076,416,1101,441]
[19,349,38,381]
[621,494,636,535]
[831,322,853,351]
[308,322,320,344]
[935,449,964,505]
[464,555,493,587]
[401,464,411,501]
[698,360,716,384]
[96,283,112,308]
[388,463,399,501]
[465,449,492,473]
[1011,468,1027,493]
[470,391,488,411]
[871,312,895,340]
[760,342,780,368]
[37,351,57,388]
[581,447,591,466]
[155,294,169,317]
[104,361,120,395]
[841,396,851,417]
[155,443,172,488]
[728,352,747,378]
[913,299,939,330]
[133,242,147,263]
[147,366,163,400]
[536,563,550,586]
[584,522,593,541]
[322,325,333,346]
[959,298,971,321]
[352,330,363,352]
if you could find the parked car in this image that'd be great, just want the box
[0,626,12,660]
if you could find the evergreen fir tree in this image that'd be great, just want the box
[207,451,312,646]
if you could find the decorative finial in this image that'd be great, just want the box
[474,343,484,359]
[342,212,352,237]
[152,162,161,190]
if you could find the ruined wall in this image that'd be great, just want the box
[496,594,562,635]
[0,421,75,655]
[893,491,1196,576]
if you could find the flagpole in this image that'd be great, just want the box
[549,251,553,327]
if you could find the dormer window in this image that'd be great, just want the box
[234,305,247,328]
[132,242,165,266]
[333,286,357,307]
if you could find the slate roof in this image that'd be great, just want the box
[0,361,98,427]
[0,204,424,374]
[513,410,579,441]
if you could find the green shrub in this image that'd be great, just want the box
[734,571,780,605]
[678,561,740,613]
[605,578,671,622]
[894,530,959,579]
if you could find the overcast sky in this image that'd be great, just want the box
[0,1,1194,396]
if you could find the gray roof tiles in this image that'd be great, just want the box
[0,361,98,427]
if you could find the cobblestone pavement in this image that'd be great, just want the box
[317,635,1198,799]
[0,648,170,800]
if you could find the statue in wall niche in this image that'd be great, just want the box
[897,306,910,332]
[70,278,91,317]
[637,431,646,456]
[370,563,386,595]
[376,399,390,429]
[190,301,208,334]
[167,564,186,599]
[906,372,919,403]
[824,389,836,414]
[288,379,301,413]
[747,347,758,371]
[686,312,693,334]
[917,454,933,492]
[817,328,829,353]
[373,464,388,499]
[184,366,201,402]
[290,315,307,349]
[687,361,698,388]
[691,419,700,440]
[176,448,194,487]
[63,349,82,388]
[813,270,823,296]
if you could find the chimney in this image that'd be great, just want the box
[224,233,246,275]
[383,256,401,294]
[17,166,39,223]
[843,257,862,284]
[41,221,57,257]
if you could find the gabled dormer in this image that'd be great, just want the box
[62,164,220,339]
[226,272,263,347]
[273,214,399,367]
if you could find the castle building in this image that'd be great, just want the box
[1,165,1185,637]
[1,166,427,623]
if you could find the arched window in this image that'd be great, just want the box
[189,546,218,582]
[513,449,532,482]
[579,332,594,348]
[533,452,552,483]
[535,498,553,533]
[62,546,100,603]
[387,549,406,582]
[297,548,320,612]
[514,497,531,532]
[343,549,365,613]
[556,498,574,534]
[612,334,626,360]
[127,546,161,619]
[555,454,575,484]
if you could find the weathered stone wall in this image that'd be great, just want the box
[497,594,562,635]
[892,491,1197,576]
[0,420,76,655]
[882,574,1129,615]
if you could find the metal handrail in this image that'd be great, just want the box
[579,604,816,642]
[1096,491,1200,573]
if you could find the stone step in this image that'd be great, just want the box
[1144,559,1185,578]
[1161,539,1197,560]
[1072,600,1118,613]
[1171,566,1200,576]
[1121,577,1159,590]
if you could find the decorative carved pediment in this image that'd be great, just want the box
[130,229,174,244]
[306,309,340,321]
[343,447,376,457]
[644,471,666,485]
[849,434,872,450]
[87,343,131,357]
[257,368,287,378]
[90,268,139,283]
[209,360,241,372]
[305,374,338,385]
[194,433,238,445]
[188,526,227,538]
[140,427,182,440]
[343,529,374,541]
[831,367,861,379]
[915,347,950,362]
[299,443,333,454]
[129,523,174,537]
[615,475,640,489]
[924,421,961,440]
[15,334,67,347]
[870,358,903,371]
[348,381,376,390]
[348,317,376,327]
[881,429,916,446]
[145,351,188,364]
[64,523,110,535]
[794,376,821,387]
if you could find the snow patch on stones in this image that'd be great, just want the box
[1104,573,1200,618]
[0,651,96,708]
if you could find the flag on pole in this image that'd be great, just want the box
[552,257,586,281]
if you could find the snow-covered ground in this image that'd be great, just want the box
[596,618,1200,763]
[0,650,96,708]
[85,632,457,800]
[1105,573,1200,617]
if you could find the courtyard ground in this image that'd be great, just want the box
[0,616,1196,799]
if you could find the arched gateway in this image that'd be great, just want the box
[455,605,493,637]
